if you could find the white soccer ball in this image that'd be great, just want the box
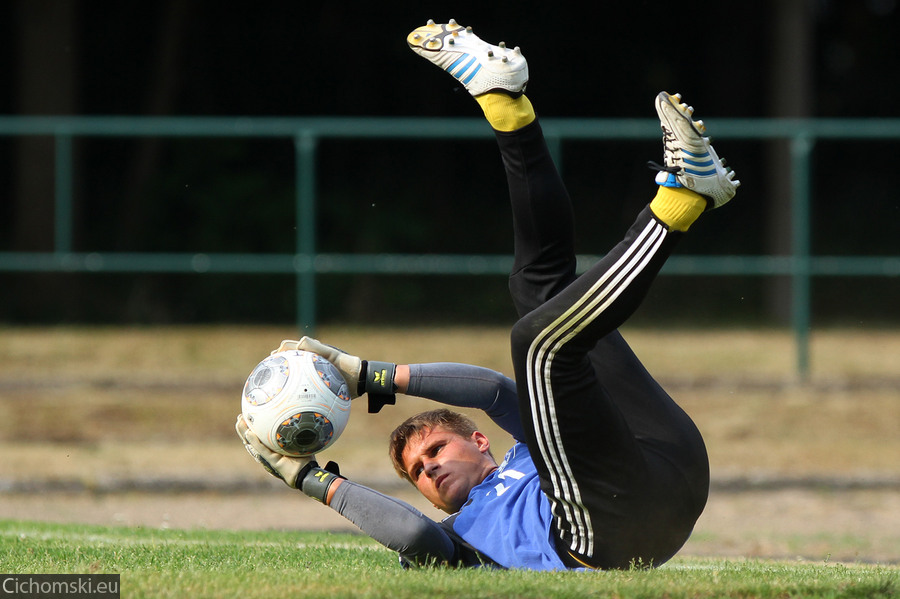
[241,350,352,457]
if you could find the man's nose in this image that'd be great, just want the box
[423,458,439,478]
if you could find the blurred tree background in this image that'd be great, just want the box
[1,0,898,326]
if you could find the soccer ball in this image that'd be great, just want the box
[241,350,352,457]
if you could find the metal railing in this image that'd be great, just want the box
[2,115,900,378]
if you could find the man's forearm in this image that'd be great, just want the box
[328,480,457,566]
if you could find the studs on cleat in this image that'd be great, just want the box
[654,91,740,208]
[408,20,529,96]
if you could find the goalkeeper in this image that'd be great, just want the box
[236,19,739,570]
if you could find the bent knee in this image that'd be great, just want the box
[511,311,598,379]
[510,313,545,362]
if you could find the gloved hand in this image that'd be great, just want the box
[274,337,363,398]
[236,415,345,502]
[235,414,313,489]
[273,337,398,413]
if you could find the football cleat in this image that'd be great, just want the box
[407,19,528,96]
[653,92,740,209]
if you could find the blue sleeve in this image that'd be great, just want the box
[405,363,525,441]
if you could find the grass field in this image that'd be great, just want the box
[2,520,898,599]
[1,325,899,596]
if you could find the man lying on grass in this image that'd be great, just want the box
[237,19,739,570]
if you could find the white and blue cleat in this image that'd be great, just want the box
[654,92,740,209]
[407,19,528,97]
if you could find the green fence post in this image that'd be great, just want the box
[54,133,74,253]
[295,131,318,333]
[790,133,814,380]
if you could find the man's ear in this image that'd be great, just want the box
[471,431,491,454]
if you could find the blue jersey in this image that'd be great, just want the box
[449,442,568,570]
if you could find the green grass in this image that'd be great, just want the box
[2,520,897,599]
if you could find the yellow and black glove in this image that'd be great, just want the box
[274,337,397,413]
[235,415,343,502]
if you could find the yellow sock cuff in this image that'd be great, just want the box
[649,186,707,232]
[474,93,536,132]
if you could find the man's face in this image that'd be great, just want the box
[400,425,497,513]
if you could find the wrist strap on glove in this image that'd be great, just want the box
[299,461,345,503]
[360,360,397,414]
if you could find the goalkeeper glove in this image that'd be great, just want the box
[275,337,362,398]
[235,415,343,502]
[274,337,398,413]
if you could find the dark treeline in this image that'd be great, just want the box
[1,2,898,325]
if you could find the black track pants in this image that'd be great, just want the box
[498,121,710,569]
